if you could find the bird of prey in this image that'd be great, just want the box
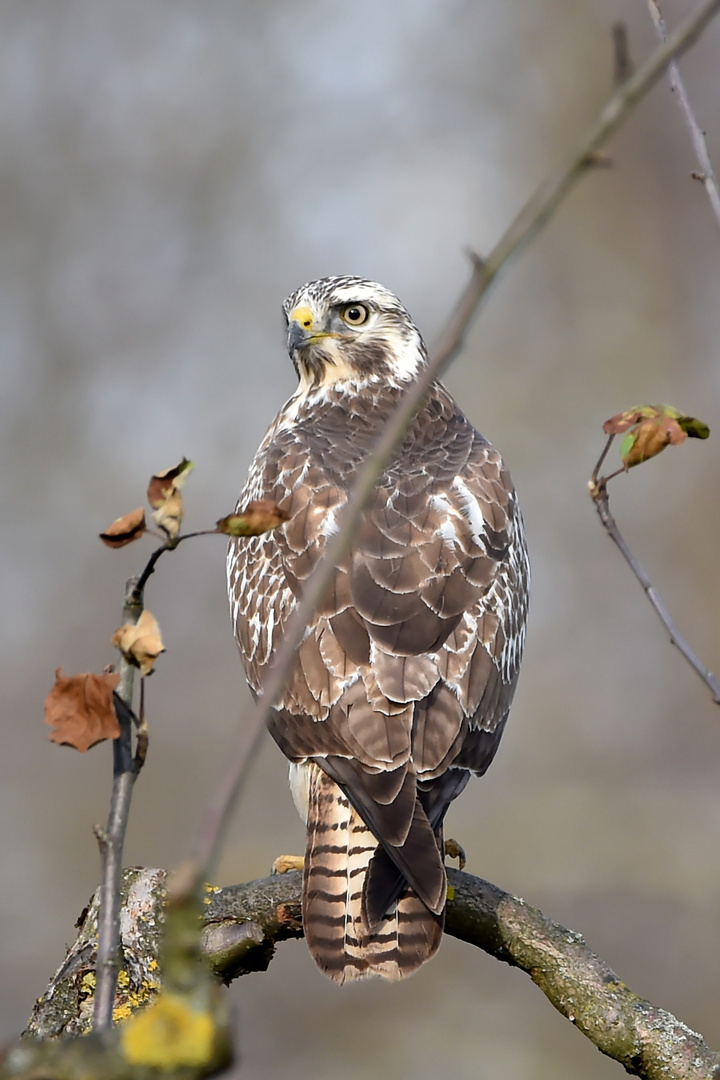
[227,276,529,983]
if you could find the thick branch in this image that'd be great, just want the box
[20,868,720,1080]
[204,870,720,1080]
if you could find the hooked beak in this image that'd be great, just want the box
[287,318,311,354]
[286,304,336,354]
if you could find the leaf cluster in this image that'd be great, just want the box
[44,458,287,753]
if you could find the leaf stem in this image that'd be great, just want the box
[589,465,720,706]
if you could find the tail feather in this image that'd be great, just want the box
[303,765,443,984]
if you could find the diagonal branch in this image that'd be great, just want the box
[645,0,720,230]
[180,0,720,893]
[589,463,720,705]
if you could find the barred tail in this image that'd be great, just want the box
[302,765,443,984]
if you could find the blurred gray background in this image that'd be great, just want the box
[2,1,719,1076]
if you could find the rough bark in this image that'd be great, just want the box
[12,867,719,1080]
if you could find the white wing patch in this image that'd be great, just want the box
[429,493,459,549]
[322,507,340,538]
[452,476,487,548]
[437,517,458,546]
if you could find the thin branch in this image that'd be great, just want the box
[131,530,227,602]
[589,444,720,705]
[92,580,144,1031]
[645,0,720,230]
[612,22,635,86]
[181,0,720,893]
[132,542,171,601]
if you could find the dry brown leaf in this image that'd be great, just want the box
[44,668,121,752]
[147,458,194,510]
[152,490,184,542]
[99,507,147,549]
[603,405,710,469]
[216,499,289,537]
[112,609,165,676]
[622,414,686,468]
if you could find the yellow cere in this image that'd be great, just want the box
[289,305,314,330]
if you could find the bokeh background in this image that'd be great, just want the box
[2,1,719,1076]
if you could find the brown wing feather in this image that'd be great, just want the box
[228,378,529,981]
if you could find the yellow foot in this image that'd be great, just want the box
[272,854,305,875]
[444,838,466,871]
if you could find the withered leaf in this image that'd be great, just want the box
[677,415,711,440]
[603,407,646,436]
[603,404,710,470]
[99,507,147,549]
[152,490,184,542]
[112,609,165,676]
[147,458,194,510]
[45,668,121,752]
[216,499,289,537]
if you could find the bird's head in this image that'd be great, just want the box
[282,276,427,393]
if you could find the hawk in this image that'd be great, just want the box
[228,276,529,983]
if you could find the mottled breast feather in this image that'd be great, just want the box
[228,277,529,982]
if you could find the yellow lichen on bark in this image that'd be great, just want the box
[120,990,216,1070]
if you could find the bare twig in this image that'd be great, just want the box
[612,21,635,85]
[645,0,720,230]
[92,580,144,1032]
[131,530,227,601]
[131,542,171,601]
[589,440,720,705]
[182,0,720,894]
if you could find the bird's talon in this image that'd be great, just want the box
[272,854,305,875]
[444,838,466,871]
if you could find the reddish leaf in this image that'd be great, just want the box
[147,458,194,510]
[99,507,147,549]
[603,405,710,470]
[112,609,165,676]
[216,500,289,537]
[621,415,686,469]
[45,669,121,752]
[603,408,645,436]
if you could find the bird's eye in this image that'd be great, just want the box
[341,303,369,326]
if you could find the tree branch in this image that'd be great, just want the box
[92,579,144,1032]
[183,0,720,895]
[589,444,720,706]
[645,0,720,230]
[207,871,720,1080]
[18,868,720,1080]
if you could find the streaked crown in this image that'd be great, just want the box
[283,276,427,391]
